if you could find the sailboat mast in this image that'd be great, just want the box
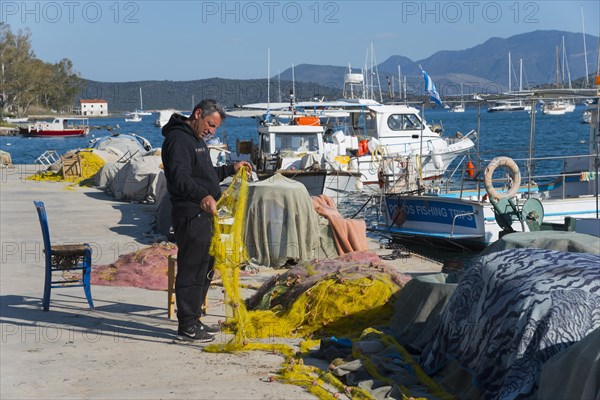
[581,6,590,87]
[508,52,512,93]
[139,87,143,111]
[555,46,560,88]
[277,68,282,103]
[561,36,566,85]
[398,64,402,101]
[519,59,523,92]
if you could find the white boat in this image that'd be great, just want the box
[450,104,465,113]
[155,110,176,127]
[542,99,576,115]
[374,98,600,248]
[4,117,29,123]
[125,112,142,122]
[450,83,466,112]
[488,100,531,112]
[135,88,153,115]
[242,115,361,201]
[233,97,476,189]
[488,54,531,113]
[309,99,476,186]
[582,109,592,124]
[19,118,89,137]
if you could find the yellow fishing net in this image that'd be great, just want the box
[26,150,105,186]
[206,168,452,399]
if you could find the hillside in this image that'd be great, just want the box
[78,30,599,110]
[78,78,343,112]
[276,30,599,96]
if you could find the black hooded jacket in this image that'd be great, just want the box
[161,114,234,218]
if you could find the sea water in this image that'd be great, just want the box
[1,106,592,176]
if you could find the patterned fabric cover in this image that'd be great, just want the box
[421,248,600,399]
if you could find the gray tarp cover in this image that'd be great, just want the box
[244,173,337,267]
[328,232,600,399]
[95,155,165,203]
[480,230,600,255]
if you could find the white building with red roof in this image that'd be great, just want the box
[79,99,108,116]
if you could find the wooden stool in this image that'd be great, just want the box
[167,255,208,320]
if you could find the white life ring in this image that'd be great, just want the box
[484,156,521,199]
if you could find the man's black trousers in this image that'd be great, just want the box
[173,212,214,329]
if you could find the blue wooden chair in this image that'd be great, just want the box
[33,201,94,311]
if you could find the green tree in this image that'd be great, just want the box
[0,23,82,116]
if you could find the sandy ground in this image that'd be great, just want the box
[0,164,441,399]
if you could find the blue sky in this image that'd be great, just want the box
[2,1,599,81]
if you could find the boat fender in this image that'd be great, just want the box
[367,138,381,154]
[466,160,475,178]
[431,147,444,170]
[356,140,369,156]
[377,169,385,189]
[348,157,359,171]
[483,156,521,200]
[391,207,407,226]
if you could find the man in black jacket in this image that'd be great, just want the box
[161,99,251,342]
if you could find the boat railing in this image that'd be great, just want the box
[450,212,478,237]
[477,152,597,200]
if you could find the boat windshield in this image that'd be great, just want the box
[387,114,422,131]
[275,134,319,152]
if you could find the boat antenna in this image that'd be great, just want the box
[581,6,590,87]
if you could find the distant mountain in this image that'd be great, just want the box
[78,30,599,110]
[276,30,599,97]
[77,78,343,112]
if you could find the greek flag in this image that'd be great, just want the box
[421,68,443,107]
[263,108,272,123]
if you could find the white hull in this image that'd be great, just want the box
[381,194,599,247]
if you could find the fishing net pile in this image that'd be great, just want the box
[243,253,409,339]
[26,150,105,185]
[204,168,423,399]
[90,243,176,290]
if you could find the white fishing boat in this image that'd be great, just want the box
[19,118,89,137]
[125,112,142,122]
[374,92,600,248]
[234,98,476,189]
[234,112,361,201]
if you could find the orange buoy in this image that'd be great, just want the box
[466,160,475,178]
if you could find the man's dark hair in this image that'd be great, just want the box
[193,99,226,120]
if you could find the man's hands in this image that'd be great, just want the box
[234,161,253,173]
[201,162,252,215]
[200,194,217,215]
